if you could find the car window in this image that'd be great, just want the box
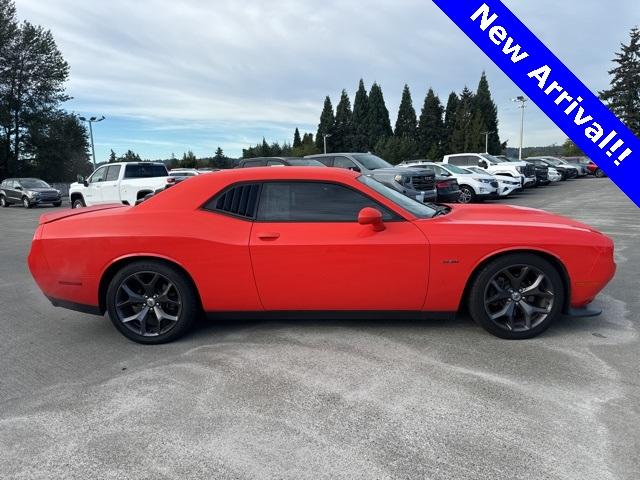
[241,160,264,168]
[89,166,107,183]
[448,156,469,166]
[333,156,358,170]
[257,182,395,222]
[21,179,50,188]
[310,157,333,166]
[351,154,392,170]
[124,164,168,178]
[267,161,285,166]
[105,165,121,181]
[204,183,261,219]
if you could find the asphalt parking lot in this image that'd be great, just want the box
[0,177,638,480]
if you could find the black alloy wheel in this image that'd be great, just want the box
[469,253,564,339]
[106,261,198,344]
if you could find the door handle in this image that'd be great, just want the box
[257,232,280,240]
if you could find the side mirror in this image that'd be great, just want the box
[15,185,22,191]
[83,180,89,187]
[358,207,385,232]
[479,160,488,169]
[77,175,84,183]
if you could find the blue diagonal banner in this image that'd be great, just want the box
[431,0,640,207]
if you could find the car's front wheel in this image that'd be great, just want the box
[468,253,564,339]
[106,261,198,344]
[22,196,32,209]
[458,186,476,204]
[72,198,85,209]
[0,195,8,207]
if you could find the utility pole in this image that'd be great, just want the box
[481,131,494,154]
[79,116,106,169]
[323,134,332,155]
[511,96,527,160]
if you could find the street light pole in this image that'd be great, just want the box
[79,116,105,169]
[511,96,527,160]
[481,131,494,154]
[323,134,332,155]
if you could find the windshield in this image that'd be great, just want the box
[352,154,393,170]
[20,179,50,189]
[288,159,326,166]
[442,164,470,174]
[542,157,562,166]
[481,153,506,163]
[358,175,437,218]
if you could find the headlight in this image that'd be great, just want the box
[394,175,405,184]
[479,179,493,184]
[28,191,39,198]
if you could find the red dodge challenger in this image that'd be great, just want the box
[28,167,616,344]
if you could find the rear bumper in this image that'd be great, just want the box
[437,190,461,202]
[47,296,102,316]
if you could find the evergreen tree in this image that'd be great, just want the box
[473,72,501,153]
[351,79,369,151]
[367,82,392,148]
[449,87,475,153]
[259,138,271,157]
[0,1,70,178]
[563,138,584,156]
[180,150,197,168]
[417,88,445,160]
[121,150,142,163]
[315,96,335,152]
[374,136,419,165]
[108,149,117,163]
[333,89,354,152]
[394,84,418,140]
[214,147,225,159]
[469,110,488,153]
[443,92,459,155]
[600,27,640,136]
[293,128,302,148]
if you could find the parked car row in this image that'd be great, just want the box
[0,154,607,210]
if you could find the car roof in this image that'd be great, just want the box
[137,167,360,212]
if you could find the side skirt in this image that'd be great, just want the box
[47,296,103,316]
[205,311,456,321]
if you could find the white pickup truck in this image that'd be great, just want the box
[69,162,170,209]
[443,153,536,187]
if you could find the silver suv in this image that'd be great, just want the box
[305,153,437,203]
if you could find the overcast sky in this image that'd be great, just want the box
[15,0,639,161]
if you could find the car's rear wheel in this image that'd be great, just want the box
[106,261,198,344]
[0,195,8,207]
[595,168,605,178]
[468,253,564,339]
[22,196,32,208]
[458,186,475,204]
[72,198,85,209]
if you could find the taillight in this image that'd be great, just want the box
[436,180,450,189]
[166,177,176,184]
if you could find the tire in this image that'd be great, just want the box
[468,253,564,340]
[595,169,605,178]
[72,198,85,209]
[22,196,32,209]
[458,185,476,204]
[53,201,62,207]
[0,195,8,207]
[106,260,198,344]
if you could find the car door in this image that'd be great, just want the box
[7,180,20,202]
[100,165,122,203]
[249,181,429,311]
[85,166,107,204]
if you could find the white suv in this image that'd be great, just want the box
[465,166,522,197]
[443,153,535,187]
[399,161,499,203]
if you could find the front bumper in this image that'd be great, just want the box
[29,195,62,205]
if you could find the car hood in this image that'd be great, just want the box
[436,204,601,233]
[27,188,59,193]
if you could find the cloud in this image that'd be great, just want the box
[15,0,638,160]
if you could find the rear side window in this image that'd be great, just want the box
[204,183,261,219]
[124,164,168,179]
[256,182,395,222]
[311,157,333,167]
[448,156,469,166]
[105,165,121,181]
[241,160,265,168]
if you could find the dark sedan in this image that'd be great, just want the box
[0,178,62,208]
